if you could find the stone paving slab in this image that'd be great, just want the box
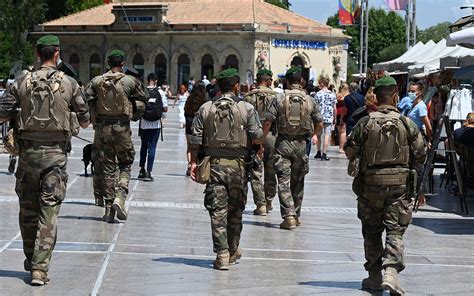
[0,109,473,295]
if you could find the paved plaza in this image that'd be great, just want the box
[0,108,473,296]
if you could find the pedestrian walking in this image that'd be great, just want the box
[138,73,168,182]
[313,73,337,161]
[344,76,425,295]
[189,68,263,270]
[264,66,323,230]
[344,82,365,134]
[174,84,189,129]
[336,83,349,153]
[184,81,208,176]
[85,49,148,223]
[244,68,279,215]
[0,35,90,285]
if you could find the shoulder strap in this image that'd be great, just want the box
[348,93,363,109]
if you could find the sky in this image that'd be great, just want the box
[291,0,474,29]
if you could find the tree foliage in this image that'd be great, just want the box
[265,0,291,10]
[327,8,406,68]
[418,22,451,43]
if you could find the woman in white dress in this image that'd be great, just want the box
[174,84,189,128]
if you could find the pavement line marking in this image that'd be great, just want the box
[110,252,474,269]
[0,231,21,254]
[90,178,140,296]
[0,172,81,254]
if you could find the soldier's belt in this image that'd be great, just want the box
[363,168,410,186]
[97,118,130,126]
[277,134,306,141]
[210,157,244,165]
[20,140,66,148]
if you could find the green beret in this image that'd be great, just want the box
[375,76,397,88]
[217,68,239,80]
[36,35,60,48]
[257,69,273,77]
[285,66,302,76]
[107,49,125,60]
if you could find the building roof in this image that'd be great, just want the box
[41,0,346,38]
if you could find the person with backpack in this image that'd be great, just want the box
[138,73,167,182]
[344,82,366,135]
[189,68,263,270]
[244,68,279,216]
[0,35,90,286]
[85,49,148,223]
[344,76,425,295]
[263,66,323,230]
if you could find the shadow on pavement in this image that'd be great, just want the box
[242,220,279,229]
[0,270,30,284]
[412,217,474,235]
[59,215,104,221]
[153,257,213,269]
[299,281,384,295]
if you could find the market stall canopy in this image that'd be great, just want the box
[374,39,474,76]
[453,65,474,80]
[447,27,474,49]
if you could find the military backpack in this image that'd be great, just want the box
[17,70,79,140]
[244,88,275,122]
[361,111,412,186]
[278,89,311,135]
[203,96,248,151]
[96,72,130,118]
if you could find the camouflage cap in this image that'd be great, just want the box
[374,76,397,89]
[36,35,60,47]
[107,49,125,60]
[217,68,239,80]
[257,69,273,77]
[285,66,302,76]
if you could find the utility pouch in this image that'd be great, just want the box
[4,129,19,156]
[196,156,211,184]
[348,157,360,177]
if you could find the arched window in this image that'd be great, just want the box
[177,54,190,87]
[89,54,101,80]
[291,56,304,68]
[201,54,214,80]
[223,55,239,71]
[69,53,80,78]
[155,54,167,85]
[132,53,145,82]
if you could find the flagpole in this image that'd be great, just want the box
[405,0,411,50]
[412,0,417,45]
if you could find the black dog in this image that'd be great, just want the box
[82,144,94,177]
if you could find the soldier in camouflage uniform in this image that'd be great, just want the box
[85,50,147,223]
[244,68,279,216]
[265,66,323,230]
[344,76,425,295]
[0,35,90,285]
[189,68,263,270]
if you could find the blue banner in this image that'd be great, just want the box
[272,39,328,50]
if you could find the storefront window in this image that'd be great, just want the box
[155,54,167,85]
[201,54,214,80]
[178,54,190,87]
[133,53,145,82]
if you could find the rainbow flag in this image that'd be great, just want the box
[339,0,361,26]
[385,0,408,11]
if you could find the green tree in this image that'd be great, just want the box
[0,0,46,77]
[265,0,291,9]
[327,8,407,70]
[418,22,451,43]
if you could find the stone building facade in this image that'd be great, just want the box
[33,0,349,91]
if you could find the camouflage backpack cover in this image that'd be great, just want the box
[361,110,412,186]
[16,70,79,141]
[244,88,275,122]
[203,96,248,151]
[278,89,311,135]
[96,72,130,118]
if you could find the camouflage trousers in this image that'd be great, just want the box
[92,126,105,202]
[204,158,248,253]
[273,137,309,218]
[249,156,265,206]
[356,183,413,273]
[15,143,68,272]
[94,123,135,206]
[263,132,277,201]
